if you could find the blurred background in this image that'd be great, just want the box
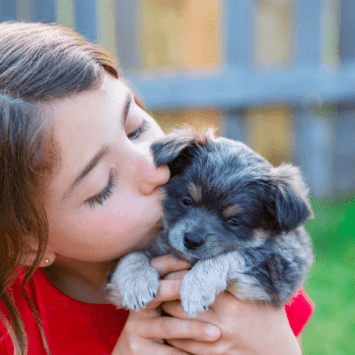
[1,0,354,353]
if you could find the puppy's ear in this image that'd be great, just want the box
[268,164,313,232]
[151,127,213,176]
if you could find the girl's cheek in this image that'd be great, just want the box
[86,197,137,233]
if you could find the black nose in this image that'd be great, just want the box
[183,232,204,250]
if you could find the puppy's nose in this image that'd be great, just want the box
[183,233,204,250]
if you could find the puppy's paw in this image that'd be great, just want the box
[180,271,226,317]
[106,281,123,307]
[117,266,160,311]
[106,252,160,311]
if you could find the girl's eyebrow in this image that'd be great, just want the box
[61,92,132,201]
[121,92,132,127]
[62,144,110,201]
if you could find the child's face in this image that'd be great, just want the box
[45,74,170,262]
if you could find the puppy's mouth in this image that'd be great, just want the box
[168,238,225,263]
[166,218,228,261]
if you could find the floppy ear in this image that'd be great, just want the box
[150,127,213,176]
[268,164,313,232]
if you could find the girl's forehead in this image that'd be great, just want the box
[53,76,128,112]
[48,75,130,199]
[52,76,129,136]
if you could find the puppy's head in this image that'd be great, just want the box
[151,127,313,261]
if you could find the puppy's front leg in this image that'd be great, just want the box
[180,255,232,317]
[106,252,159,310]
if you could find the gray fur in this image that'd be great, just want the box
[107,128,314,316]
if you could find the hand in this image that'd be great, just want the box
[162,287,302,355]
[112,255,221,354]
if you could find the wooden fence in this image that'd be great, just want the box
[1,0,354,197]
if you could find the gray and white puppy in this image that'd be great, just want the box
[107,127,314,316]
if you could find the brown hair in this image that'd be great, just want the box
[0,21,119,355]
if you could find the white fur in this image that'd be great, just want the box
[107,252,159,310]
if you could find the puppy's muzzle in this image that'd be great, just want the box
[183,232,204,250]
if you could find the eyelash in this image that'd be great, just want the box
[84,120,150,210]
[84,169,118,210]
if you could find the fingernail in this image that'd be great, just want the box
[205,324,220,338]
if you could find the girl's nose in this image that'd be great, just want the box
[137,154,170,195]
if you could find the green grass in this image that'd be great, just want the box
[302,193,355,355]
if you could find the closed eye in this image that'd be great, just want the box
[84,169,118,210]
[127,119,150,140]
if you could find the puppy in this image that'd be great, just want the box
[107,127,314,316]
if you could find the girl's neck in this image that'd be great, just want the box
[43,257,116,304]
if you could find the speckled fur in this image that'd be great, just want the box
[107,127,314,316]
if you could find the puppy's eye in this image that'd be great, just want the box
[228,218,239,227]
[180,197,193,207]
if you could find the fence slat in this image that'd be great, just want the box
[224,0,254,67]
[221,110,247,143]
[97,0,117,60]
[127,64,355,111]
[56,0,74,28]
[34,0,56,23]
[74,0,97,42]
[295,0,323,64]
[339,0,355,62]
[16,0,34,22]
[334,110,355,193]
[0,0,16,22]
[293,0,337,196]
[115,0,140,72]
[294,112,335,197]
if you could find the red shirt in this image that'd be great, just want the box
[0,268,314,354]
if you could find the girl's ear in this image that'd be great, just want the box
[268,164,314,232]
[21,241,56,268]
[150,127,213,176]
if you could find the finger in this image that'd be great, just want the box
[166,339,221,355]
[143,279,182,310]
[162,300,215,320]
[163,291,240,319]
[162,270,189,280]
[112,337,190,355]
[161,300,187,317]
[139,316,220,342]
[150,255,192,277]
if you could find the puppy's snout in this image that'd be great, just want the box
[184,232,204,250]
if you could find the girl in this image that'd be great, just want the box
[0,21,313,355]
